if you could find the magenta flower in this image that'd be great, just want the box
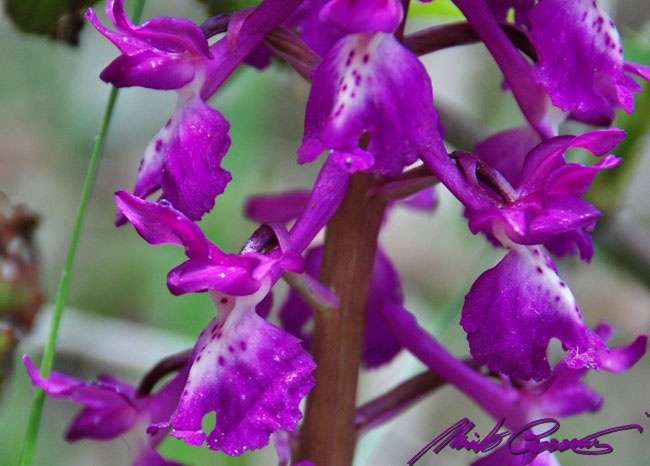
[455,0,650,133]
[471,322,647,465]
[461,243,604,381]
[150,287,316,455]
[85,1,210,90]
[380,302,647,464]
[87,0,232,221]
[116,191,315,455]
[466,128,625,259]
[115,191,303,296]
[319,0,403,34]
[481,0,650,126]
[528,0,650,125]
[447,128,628,380]
[24,1,649,464]
[296,0,444,175]
[23,355,187,466]
[299,31,442,174]
[287,0,346,57]
[287,0,403,58]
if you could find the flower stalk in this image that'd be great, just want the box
[295,172,388,465]
[18,3,147,465]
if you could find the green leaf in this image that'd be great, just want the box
[4,0,100,45]
[409,0,463,19]
[197,0,261,16]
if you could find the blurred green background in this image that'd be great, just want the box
[1,0,649,465]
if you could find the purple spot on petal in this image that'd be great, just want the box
[355,74,361,86]
[155,139,163,151]
[240,341,247,351]
[363,54,370,64]
[228,345,234,353]
[559,281,566,288]
[533,249,540,255]
[218,356,225,366]
[345,50,355,67]
[555,296,560,302]
[351,93,356,98]
[342,84,348,91]
[536,266,543,274]
[196,355,202,362]
[221,297,228,304]
[165,118,172,128]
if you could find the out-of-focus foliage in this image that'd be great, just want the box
[410,0,462,18]
[195,0,462,19]
[198,0,261,15]
[588,33,650,213]
[0,193,41,388]
[3,0,100,45]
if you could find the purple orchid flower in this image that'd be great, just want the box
[319,0,404,34]
[461,243,605,381]
[23,355,187,466]
[298,31,443,174]
[527,0,650,125]
[87,0,232,222]
[115,191,316,455]
[466,128,625,259]
[115,191,304,296]
[451,129,626,380]
[287,0,345,57]
[297,0,444,175]
[471,321,647,465]
[287,0,403,58]
[482,0,650,126]
[456,0,650,134]
[380,301,647,464]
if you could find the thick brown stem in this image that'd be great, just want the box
[295,173,387,465]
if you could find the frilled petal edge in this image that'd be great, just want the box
[151,293,315,455]
[460,246,603,381]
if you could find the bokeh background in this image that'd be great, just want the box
[1,0,649,465]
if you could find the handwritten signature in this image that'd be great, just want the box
[408,416,644,465]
